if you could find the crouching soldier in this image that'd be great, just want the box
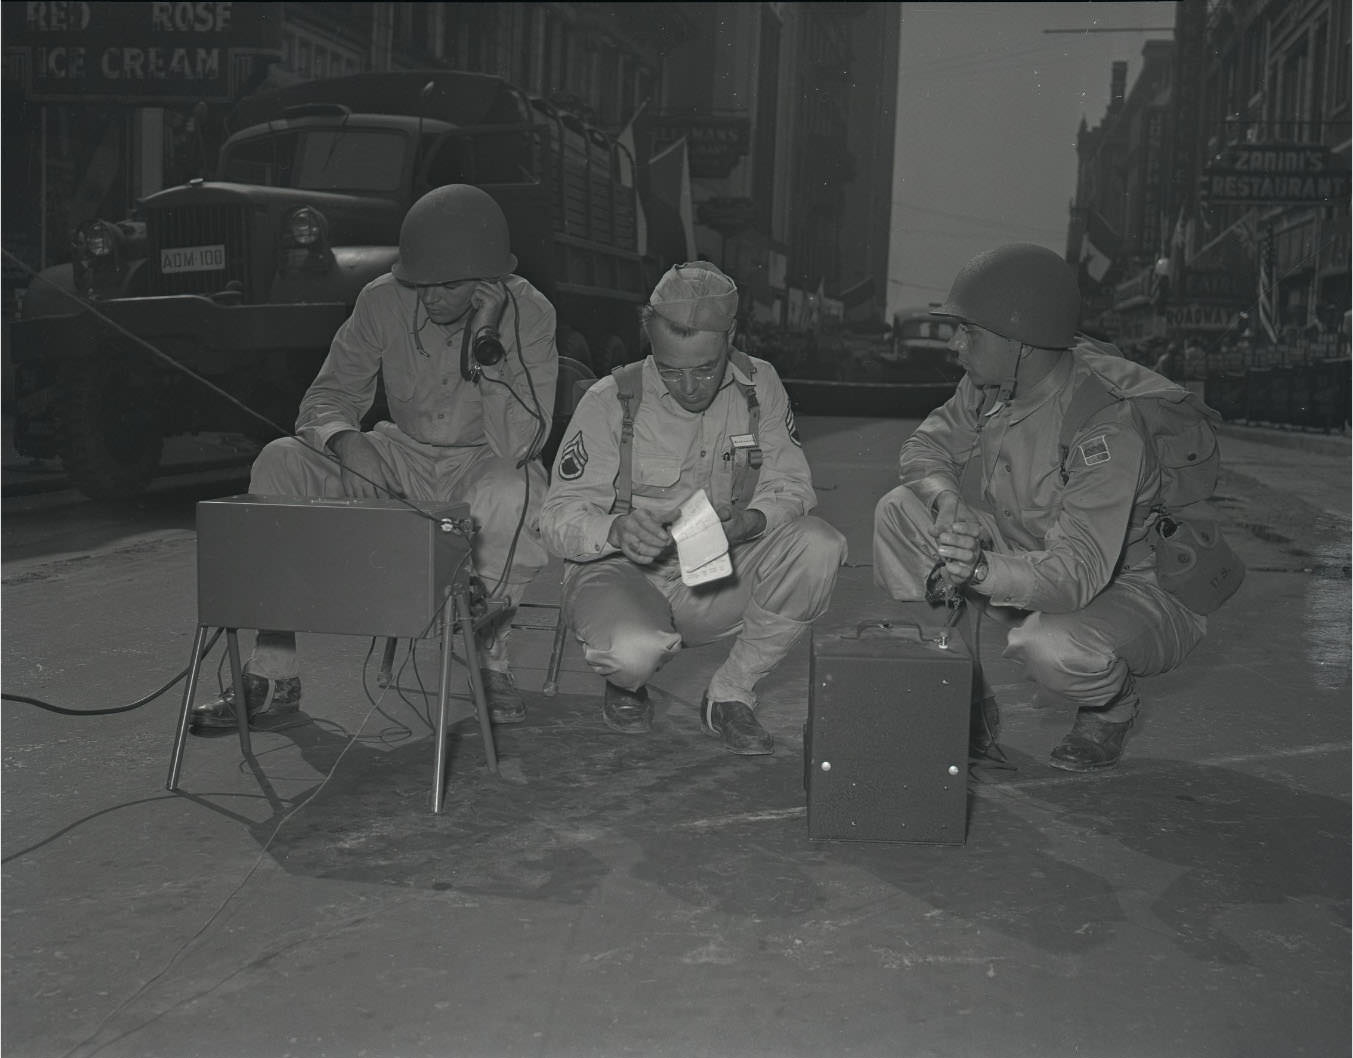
[539,262,847,754]
[874,244,1214,772]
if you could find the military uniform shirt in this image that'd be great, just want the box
[540,354,817,562]
[900,352,1162,614]
[295,272,558,465]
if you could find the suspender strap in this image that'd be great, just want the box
[727,349,762,509]
[611,361,644,515]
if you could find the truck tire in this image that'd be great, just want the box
[60,350,164,499]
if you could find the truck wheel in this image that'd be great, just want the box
[60,351,164,499]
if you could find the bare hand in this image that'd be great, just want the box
[329,431,398,499]
[609,506,678,565]
[471,280,508,331]
[931,491,984,586]
[715,504,766,546]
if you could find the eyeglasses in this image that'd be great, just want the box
[656,360,725,385]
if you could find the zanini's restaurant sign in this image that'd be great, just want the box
[1202,144,1351,205]
[4,2,283,103]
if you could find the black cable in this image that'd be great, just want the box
[1,629,224,716]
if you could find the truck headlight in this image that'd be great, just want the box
[281,206,327,249]
[72,220,127,296]
[278,206,333,276]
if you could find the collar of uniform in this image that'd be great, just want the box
[1003,353,1074,425]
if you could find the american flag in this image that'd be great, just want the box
[1256,227,1278,344]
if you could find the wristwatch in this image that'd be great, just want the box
[970,553,989,585]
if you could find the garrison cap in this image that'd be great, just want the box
[648,261,739,332]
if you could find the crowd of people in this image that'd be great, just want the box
[193,186,1235,777]
[1120,324,1351,383]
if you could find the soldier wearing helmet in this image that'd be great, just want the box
[191,184,558,735]
[873,244,1207,772]
[539,262,847,754]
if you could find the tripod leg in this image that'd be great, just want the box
[376,637,399,688]
[542,603,568,697]
[457,591,499,775]
[166,625,211,791]
[225,629,252,758]
[432,594,456,814]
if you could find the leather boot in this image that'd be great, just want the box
[701,695,774,755]
[190,672,302,735]
[1049,709,1135,772]
[602,682,653,734]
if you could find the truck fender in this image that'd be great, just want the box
[271,246,400,307]
[18,263,78,320]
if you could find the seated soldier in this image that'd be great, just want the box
[538,262,847,755]
[191,184,558,735]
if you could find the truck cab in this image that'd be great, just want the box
[12,71,645,498]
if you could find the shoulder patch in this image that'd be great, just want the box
[1077,434,1111,466]
[785,405,801,447]
[557,431,588,480]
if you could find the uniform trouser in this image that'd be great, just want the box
[243,422,549,678]
[873,484,1206,721]
[563,516,848,707]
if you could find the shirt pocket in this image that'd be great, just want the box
[381,354,419,405]
[632,456,682,498]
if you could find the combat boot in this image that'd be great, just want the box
[190,670,303,735]
[1049,709,1136,772]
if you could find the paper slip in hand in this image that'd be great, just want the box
[681,551,732,587]
[670,489,732,587]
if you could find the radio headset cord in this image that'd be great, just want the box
[0,246,532,712]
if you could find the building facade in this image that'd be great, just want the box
[1069,0,1351,366]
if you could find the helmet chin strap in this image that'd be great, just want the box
[991,340,1027,409]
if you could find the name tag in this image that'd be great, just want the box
[729,434,757,450]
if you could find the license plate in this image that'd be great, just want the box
[160,244,226,274]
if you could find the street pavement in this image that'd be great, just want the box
[1,415,1349,1058]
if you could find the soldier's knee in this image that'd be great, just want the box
[249,437,312,493]
[873,485,925,539]
[1007,616,1106,680]
[466,459,540,526]
[584,626,681,688]
[797,517,849,573]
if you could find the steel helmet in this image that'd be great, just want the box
[391,184,517,285]
[933,243,1081,349]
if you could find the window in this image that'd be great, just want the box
[221,130,406,192]
[294,131,405,192]
[221,134,291,186]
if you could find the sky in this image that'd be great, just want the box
[887,1,1178,317]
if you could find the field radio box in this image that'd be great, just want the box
[806,617,971,844]
[195,494,473,638]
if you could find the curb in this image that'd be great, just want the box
[1216,422,1351,458]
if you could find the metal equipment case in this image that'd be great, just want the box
[195,494,473,637]
[806,617,971,844]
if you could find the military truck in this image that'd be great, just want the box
[11,71,647,498]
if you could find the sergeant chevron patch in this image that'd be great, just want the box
[558,431,588,479]
[786,405,801,447]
